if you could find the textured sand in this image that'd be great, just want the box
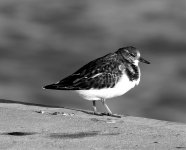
[0,99,186,150]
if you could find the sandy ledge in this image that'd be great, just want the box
[0,99,186,150]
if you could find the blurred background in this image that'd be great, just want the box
[0,0,186,122]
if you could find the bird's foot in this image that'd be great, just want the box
[93,111,104,116]
[102,113,122,118]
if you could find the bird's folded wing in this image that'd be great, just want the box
[57,57,125,90]
[56,73,120,90]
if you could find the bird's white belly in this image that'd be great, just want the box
[76,73,140,101]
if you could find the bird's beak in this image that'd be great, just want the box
[139,57,150,64]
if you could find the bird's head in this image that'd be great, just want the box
[116,46,150,65]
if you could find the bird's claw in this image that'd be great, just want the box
[101,112,122,118]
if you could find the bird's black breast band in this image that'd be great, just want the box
[125,64,139,81]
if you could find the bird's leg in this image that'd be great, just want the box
[92,101,103,116]
[92,100,97,113]
[101,98,112,114]
[101,98,122,118]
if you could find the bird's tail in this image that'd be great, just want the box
[43,84,58,90]
[43,83,74,90]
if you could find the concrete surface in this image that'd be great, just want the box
[0,99,186,150]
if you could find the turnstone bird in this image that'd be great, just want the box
[43,46,150,117]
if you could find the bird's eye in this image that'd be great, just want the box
[129,53,135,57]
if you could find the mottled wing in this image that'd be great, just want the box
[44,53,125,90]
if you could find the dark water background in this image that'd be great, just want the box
[0,0,186,122]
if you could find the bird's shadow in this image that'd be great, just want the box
[49,131,99,139]
[49,131,120,139]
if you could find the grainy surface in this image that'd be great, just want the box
[0,101,186,150]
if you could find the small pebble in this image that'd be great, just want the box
[41,110,45,114]
[61,112,68,116]
[35,110,45,114]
